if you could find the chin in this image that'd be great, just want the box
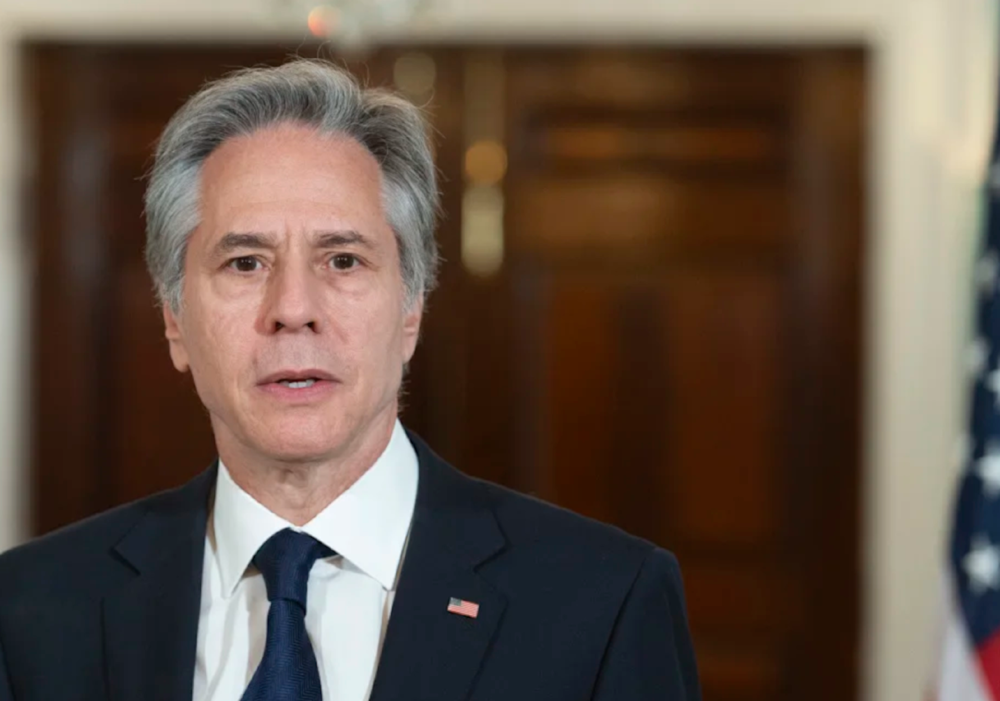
[259,438,344,464]
[256,420,358,463]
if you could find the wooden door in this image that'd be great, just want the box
[25,43,864,701]
[493,49,864,701]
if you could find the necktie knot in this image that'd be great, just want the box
[252,528,334,609]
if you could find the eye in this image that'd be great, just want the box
[227,256,262,273]
[330,254,360,271]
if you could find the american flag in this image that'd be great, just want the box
[934,134,1000,699]
[447,597,480,619]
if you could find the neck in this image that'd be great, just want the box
[216,411,398,526]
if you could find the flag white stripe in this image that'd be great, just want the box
[936,569,992,701]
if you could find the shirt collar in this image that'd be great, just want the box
[211,420,418,598]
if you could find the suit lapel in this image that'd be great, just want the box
[369,434,507,701]
[103,466,216,701]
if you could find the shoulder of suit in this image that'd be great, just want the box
[0,477,204,601]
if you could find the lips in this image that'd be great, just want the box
[258,369,337,386]
[256,368,339,401]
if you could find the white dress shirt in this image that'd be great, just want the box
[193,420,419,701]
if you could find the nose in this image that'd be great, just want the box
[260,261,322,334]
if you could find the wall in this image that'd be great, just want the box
[0,1,995,701]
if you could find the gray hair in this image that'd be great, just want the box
[144,58,440,312]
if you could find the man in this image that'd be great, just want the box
[0,60,700,700]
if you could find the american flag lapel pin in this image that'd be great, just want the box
[447,597,480,619]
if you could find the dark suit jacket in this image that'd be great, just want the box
[0,432,700,700]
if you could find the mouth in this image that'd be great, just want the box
[258,369,337,390]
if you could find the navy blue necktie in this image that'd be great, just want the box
[241,528,334,701]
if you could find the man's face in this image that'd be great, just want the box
[163,123,422,464]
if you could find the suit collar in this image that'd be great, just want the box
[104,464,216,701]
[369,431,508,701]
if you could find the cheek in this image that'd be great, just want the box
[186,305,252,380]
[340,302,407,365]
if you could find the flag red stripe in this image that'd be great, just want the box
[978,629,1000,697]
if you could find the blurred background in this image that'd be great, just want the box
[0,1,996,701]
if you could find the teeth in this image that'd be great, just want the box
[280,379,317,389]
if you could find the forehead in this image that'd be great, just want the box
[197,123,386,232]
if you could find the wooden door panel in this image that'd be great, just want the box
[698,647,783,701]
[508,176,790,260]
[532,269,782,545]
[684,563,805,632]
[536,273,620,524]
[664,270,783,548]
[504,50,795,109]
[531,121,783,167]
[527,266,791,701]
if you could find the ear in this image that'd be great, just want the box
[163,304,191,373]
[401,297,424,364]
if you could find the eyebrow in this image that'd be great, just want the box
[314,230,375,250]
[214,232,277,254]
[213,229,374,255]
